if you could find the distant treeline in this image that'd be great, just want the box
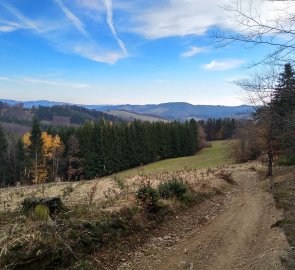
[199,118,237,141]
[0,119,200,186]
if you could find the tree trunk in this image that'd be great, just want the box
[267,151,273,177]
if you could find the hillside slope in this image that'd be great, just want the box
[105,110,168,122]
[0,102,120,134]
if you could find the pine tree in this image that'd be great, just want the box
[0,125,8,186]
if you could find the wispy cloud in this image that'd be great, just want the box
[126,0,294,41]
[202,60,244,71]
[21,77,91,89]
[181,46,207,58]
[0,25,18,32]
[0,2,40,32]
[154,79,168,84]
[104,0,127,54]
[0,75,91,89]
[132,0,226,39]
[54,0,90,38]
[0,0,128,64]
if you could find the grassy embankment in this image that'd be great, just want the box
[272,165,295,269]
[118,140,233,177]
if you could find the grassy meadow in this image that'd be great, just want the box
[118,140,233,177]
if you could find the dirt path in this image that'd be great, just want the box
[119,168,289,270]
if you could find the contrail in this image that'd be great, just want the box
[0,2,39,32]
[104,0,127,54]
[54,0,90,38]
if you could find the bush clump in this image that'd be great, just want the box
[158,178,187,200]
[136,184,159,213]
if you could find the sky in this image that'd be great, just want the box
[0,0,290,105]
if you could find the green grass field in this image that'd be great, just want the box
[118,140,233,177]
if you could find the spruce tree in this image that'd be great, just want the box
[16,138,26,184]
[29,117,44,183]
[0,125,7,186]
[272,63,295,163]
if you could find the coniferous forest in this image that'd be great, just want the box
[0,118,199,186]
[199,118,237,141]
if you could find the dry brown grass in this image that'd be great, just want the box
[0,166,237,214]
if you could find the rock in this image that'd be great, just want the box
[163,235,172,240]
[184,248,188,254]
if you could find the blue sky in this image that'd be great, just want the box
[0,0,285,105]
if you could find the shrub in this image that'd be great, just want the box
[158,178,187,200]
[112,174,125,190]
[136,184,159,213]
[31,204,50,221]
[278,155,295,166]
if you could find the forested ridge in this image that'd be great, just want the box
[0,118,200,186]
[0,103,120,128]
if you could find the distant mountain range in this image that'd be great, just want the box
[0,99,254,121]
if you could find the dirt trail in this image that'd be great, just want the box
[120,169,289,270]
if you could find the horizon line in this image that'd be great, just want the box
[0,98,250,107]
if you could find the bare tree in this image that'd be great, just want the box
[213,0,295,176]
[214,0,295,66]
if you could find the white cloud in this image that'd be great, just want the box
[131,0,226,39]
[202,60,244,71]
[0,25,18,32]
[73,43,126,64]
[126,0,295,40]
[181,46,207,58]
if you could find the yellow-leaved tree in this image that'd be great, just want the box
[23,130,48,184]
[41,132,64,181]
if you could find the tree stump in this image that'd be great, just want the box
[22,197,66,217]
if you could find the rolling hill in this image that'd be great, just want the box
[0,99,254,121]
[0,102,120,135]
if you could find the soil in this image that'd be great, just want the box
[117,168,289,270]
